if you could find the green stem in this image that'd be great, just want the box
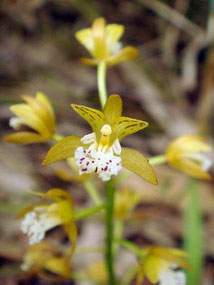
[148,154,166,165]
[113,219,124,257]
[118,239,144,258]
[74,204,105,220]
[97,60,107,109]
[52,133,64,142]
[106,179,116,285]
[183,179,204,285]
[83,180,102,205]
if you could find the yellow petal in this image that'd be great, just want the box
[36,91,55,119]
[10,104,48,135]
[75,28,94,56]
[4,132,44,144]
[153,247,190,270]
[136,266,145,285]
[44,188,73,207]
[80,57,99,65]
[22,95,54,135]
[92,17,107,58]
[16,203,46,220]
[143,256,168,283]
[104,94,122,125]
[44,256,71,279]
[121,148,158,185]
[107,46,139,66]
[112,116,148,142]
[43,136,83,165]
[105,24,124,50]
[64,221,77,260]
[171,158,211,180]
[166,135,211,156]
[71,104,105,140]
[36,92,55,133]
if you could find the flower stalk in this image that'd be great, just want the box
[149,154,166,165]
[105,179,116,285]
[83,180,102,205]
[97,60,107,109]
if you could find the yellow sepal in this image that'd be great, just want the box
[4,132,43,144]
[172,159,212,180]
[44,256,71,279]
[71,104,105,140]
[91,17,106,59]
[103,94,122,125]
[112,116,148,142]
[10,104,48,135]
[43,136,83,165]
[121,148,157,185]
[105,24,124,48]
[107,46,139,66]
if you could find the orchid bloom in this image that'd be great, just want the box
[43,95,157,184]
[166,135,212,180]
[4,92,55,144]
[21,242,71,281]
[17,189,77,259]
[137,246,190,285]
[75,17,139,66]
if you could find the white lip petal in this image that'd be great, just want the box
[21,207,61,245]
[75,146,122,181]
[159,268,186,285]
[183,152,212,172]
[9,117,25,130]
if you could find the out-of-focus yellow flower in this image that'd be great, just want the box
[21,242,71,281]
[137,246,190,285]
[4,92,55,144]
[75,17,139,66]
[56,158,89,183]
[86,261,108,284]
[43,94,157,184]
[166,135,212,180]
[114,187,141,220]
[17,189,77,259]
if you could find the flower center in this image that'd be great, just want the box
[75,124,122,181]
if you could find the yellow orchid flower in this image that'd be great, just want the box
[4,92,55,144]
[166,135,212,180]
[75,17,139,66]
[21,242,71,281]
[43,94,157,184]
[137,246,190,285]
[17,189,77,259]
[114,187,141,220]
